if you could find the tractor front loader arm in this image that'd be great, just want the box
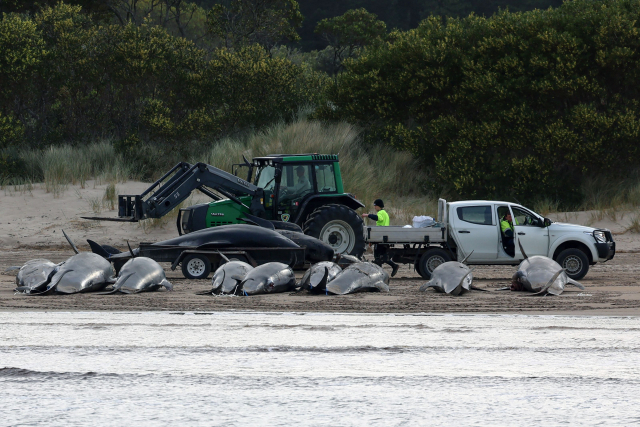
[83,162,265,222]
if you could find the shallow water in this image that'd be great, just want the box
[1,311,639,426]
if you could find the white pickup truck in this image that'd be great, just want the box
[365,199,615,280]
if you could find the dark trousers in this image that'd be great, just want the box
[503,229,515,257]
[374,244,398,267]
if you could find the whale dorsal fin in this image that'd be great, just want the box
[460,250,474,264]
[518,240,528,260]
[217,250,230,264]
[62,230,79,254]
[126,241,136,258]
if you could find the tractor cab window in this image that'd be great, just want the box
[255,165,276,191]
[279,164,312,203]
[315,164,336,192]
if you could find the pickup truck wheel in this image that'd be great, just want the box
[556,248,589,280]
[182,254,212,279]
[418,249,452,280]
[303,204,366,257]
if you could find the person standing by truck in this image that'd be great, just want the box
[361,199,399,277]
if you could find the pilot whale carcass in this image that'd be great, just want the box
[275,230,334,263]
[510,242,585,296]
[101,257,172,294]
[210,259,254,295]
[419,251,486,296]
[298,262,342,293]
[50,253,115,294]
[88,224,300,263]
[326,262,389,295]
[419,262,476,296]
[12,230,115,295]
[13,252,115,295]
[9,259,58,293]
[240,262,296,295]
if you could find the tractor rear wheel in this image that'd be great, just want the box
[303,204,365,257]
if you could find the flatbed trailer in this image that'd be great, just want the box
[365,225,451,280]
[135,243,307,279]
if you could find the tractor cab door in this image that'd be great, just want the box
[275,164,314,222]
[254,164,278,220]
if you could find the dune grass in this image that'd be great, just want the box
[1,141,135,198]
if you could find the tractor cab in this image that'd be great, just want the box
[251,154,340,223]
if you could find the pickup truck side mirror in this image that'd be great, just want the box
[274,168,282,184]
[543,217,552,227]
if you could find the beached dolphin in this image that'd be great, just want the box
[13,230,116,295]
[334,253,361,268]
[240,262,296,295]
[210,259,254,295]
[275,230,334,263]
[419,262,477,296]
[50,253,115,294]
[297,262,340,292]
[10,259,58,293]
[15,252,115,295]
[419,251,485,296]
[101,257,172,294]
[298,261,342,293]
[88,224,300,263]
[510,242,585,296]
[326,262,389,295]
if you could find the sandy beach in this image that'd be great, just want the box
[1,181,639,315]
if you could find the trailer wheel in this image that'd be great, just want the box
[418,249,452,280]
[303,204,365,257]
[556,248,589,280]
[182,254,211,279]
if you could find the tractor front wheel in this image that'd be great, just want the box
[303,204,365,257]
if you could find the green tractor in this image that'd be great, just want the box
[105,154,367,257]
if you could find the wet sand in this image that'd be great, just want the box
[2,249,639,315]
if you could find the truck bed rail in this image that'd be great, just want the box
[365,226,446,244]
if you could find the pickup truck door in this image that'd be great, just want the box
[511,205,549,257]
[450,204,498,262]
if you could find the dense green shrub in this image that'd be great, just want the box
[0,3,327,147]
[321,0,640,204]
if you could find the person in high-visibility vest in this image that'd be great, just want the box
[500,213,518,257]
[361,199,398,277]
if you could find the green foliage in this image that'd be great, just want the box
[0,12,45,100]
[0,3,325,148]
[321,0,640,205]
[203,45,330,133]
[315,8,386,75]
[0,113,24,148]
[207,0,303,50]
[0,150,27,180]
[296,0,563,51]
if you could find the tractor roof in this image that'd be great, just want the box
[253,154,339,164]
